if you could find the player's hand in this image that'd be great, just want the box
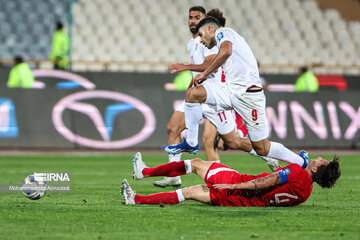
[168,63,187,74]
[193,73,208,87]
[213,184,237,190]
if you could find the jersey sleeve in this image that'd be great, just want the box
[215,28,234,47]
[277,167,292,184]
[276,164,301,184]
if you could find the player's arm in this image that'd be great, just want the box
[213,172,283,191]
[193,41,232,86]
[168,54,216,74]
[203,41,232,76]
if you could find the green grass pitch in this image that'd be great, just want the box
[0,152,359,240]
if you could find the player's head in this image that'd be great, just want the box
[309,155,341,188]
[188,6,206,35]
[206,8,226,27]
[196,17,220,49]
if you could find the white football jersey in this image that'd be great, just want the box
[187,36,221,83]
[215,27,262,92]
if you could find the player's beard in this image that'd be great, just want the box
[190,26,197,34]
[208,38,217,48]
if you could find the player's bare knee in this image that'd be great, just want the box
[185,88,196,102]
[190,158,203,174]
[253,147,268,156]
[186,88,206,103]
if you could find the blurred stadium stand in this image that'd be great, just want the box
[0,0,67,61]
[0,0,359,74]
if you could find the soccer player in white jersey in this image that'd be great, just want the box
[156,7,247,187]
[166,17,309,169]
[166,8,280,172]
[167,8,246,163]
[168,9,280,168]
[157,7,261,188]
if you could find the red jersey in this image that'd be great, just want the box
[205,163,313,207]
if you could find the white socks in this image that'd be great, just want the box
[184,102,203,147]
[266,142,304,167]
[184,160,192,174]
[249,150,275,163]
[176,189,185,202]
[169,153,182,162]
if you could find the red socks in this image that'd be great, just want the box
[135,191,179,205]
[142,161,187,177]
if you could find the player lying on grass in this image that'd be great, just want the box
[122,152,340,207]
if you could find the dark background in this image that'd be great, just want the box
[0,69,359,149]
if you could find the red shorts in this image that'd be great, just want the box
[204,163,257,206]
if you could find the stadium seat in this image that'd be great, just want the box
[1,0,359,73]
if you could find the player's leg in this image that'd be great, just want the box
[155,109,185,187]
[164,87,206,154]
[202,119,220,161]
[133,152,189,189]
[235,91,308,168]
[165,83,233,154]
[203,107,239,155]
[182,185,211,204]
[213,129,280,171]
[183,86,207,147]
[124,156,214,205]
[219,130,253,152]
[132,152,214,181]
[251,138,308,168]
[167,110,185,146]
[122,179,211,205]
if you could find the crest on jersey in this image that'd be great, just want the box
[217,32,224,42]
[284,168,291,174]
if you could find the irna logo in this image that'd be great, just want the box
[34,172,71,182]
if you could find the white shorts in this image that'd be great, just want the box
[203,82,268,142]
[175,100,185,112]
[175,100,235,135]
[202,104,235,135]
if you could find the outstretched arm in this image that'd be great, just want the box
[213,172,282,191]
[168,54,216,74]
[193,41,232,87]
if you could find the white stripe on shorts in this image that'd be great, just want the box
[207,167,238,180]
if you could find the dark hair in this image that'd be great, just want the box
[300,66,308,74]
[189,6,206,15]
[14,56,23,64]
[56,21,63,30]
[312,155,341,188]
[207,9,226,27]
[195,17,220,33]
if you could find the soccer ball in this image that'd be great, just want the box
[22,175,47,200]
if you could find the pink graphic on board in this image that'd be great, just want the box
[32,69,96,90]
[52,90,156,149]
